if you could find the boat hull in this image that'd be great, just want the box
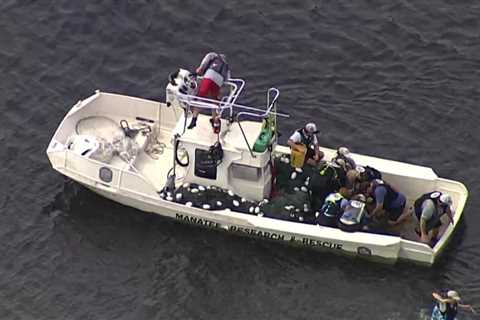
[83,182,402,264]
[46,91,468,266]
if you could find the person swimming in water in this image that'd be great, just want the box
[430,290,476,320]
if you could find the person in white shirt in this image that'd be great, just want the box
[287,122,324,166]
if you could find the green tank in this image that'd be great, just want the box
[253,126,274,152]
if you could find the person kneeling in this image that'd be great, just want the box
[413,191,454,247]
[365,179,410,230]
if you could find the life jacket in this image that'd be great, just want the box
[371,180,398,210]
[317,192,344,227]
[359,166,382,182]
[443,302,458,320]
[297,128,314,147]
[206,54,229,80]
[435,300,458,320]
[318,163,342,187]
[413,191,445,228]
[310,163,343,210]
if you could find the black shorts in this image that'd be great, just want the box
[386,200,406,221]
[304,146,315,164]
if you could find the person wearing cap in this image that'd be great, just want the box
[328,147,357,196]
[431,290,476,319]
[413,191,455,246]
[316,192,348,227]
[331,148,381,197]
[333,147,356,171]
[187,52,231,129]
[343,165,382,201]
[365,179,410,227]
[287,123,324,166]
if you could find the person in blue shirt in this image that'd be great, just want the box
[366,179,410,226]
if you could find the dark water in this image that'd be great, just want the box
[1,0,479,319]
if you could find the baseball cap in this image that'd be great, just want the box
[355,165,365,173]
[439,194,453,206]
[447,290,461,301]
[305,123,318,134]
[338,147,350,157]
[439,193,454,213]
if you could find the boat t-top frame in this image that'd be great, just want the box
[174,75,288,156]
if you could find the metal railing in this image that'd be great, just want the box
[176,80,287,121]
[175,79,288,156]
[235,88,282,157]
[176,78,245,119]
[235,88,280,122]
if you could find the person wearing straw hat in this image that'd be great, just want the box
[287,123,324,166]
[431,290,476,320]
[188,52,231,129]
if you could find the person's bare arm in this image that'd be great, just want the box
[388,207,411,226]
[313,144,321,161]
[370,202,384,219]
[287,139,302,151]
[432,292,453,304]
[432,292,444,302]
[446,207,454,225]
[420,218,430,243]
[196,52,217,75]
[458,303,476,313]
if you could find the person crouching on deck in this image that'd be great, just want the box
[287,123,324,166]
[187,52,231,129]
[413,191,454,247]
[365,179,410,228]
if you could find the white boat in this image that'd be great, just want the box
[46,69,468,265]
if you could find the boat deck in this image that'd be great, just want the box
[131,126,184,192]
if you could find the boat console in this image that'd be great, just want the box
[165,69,283,201]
